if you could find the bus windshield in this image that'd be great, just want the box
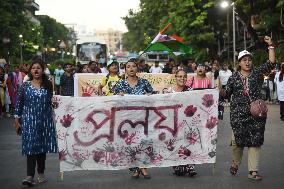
[77,42,107,63]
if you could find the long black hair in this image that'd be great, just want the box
[280,63,284,82]
[28,59,53,98]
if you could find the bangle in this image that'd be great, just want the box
[268,46,275,50]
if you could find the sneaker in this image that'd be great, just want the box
[6,113,10,118]
[22,176,35,186]
[37,174,47,183]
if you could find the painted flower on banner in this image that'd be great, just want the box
[93,151,105,163]
[202,94,214,108]
[59,150,67,161]
[60,114,74,128]
[184,105,197,117]
[178,146,191,159]
[52,96,60,109]
[186,131,199,145]
[206,116,218,129]
[165,139,176,151]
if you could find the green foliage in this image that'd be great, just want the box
[122,0,216,60]
[0,0,30,58]
[123,0,284,62]
[37,15,70,48]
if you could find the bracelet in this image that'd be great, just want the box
[268,46,275,49]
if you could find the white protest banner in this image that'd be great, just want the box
[74,73,214,97]
[54,89,218,171]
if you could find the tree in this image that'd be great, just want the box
[38,15,70,48]
[122,0,217,60]
[0,0,32,60]
[123,0,284,63]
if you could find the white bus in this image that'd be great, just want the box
[75,36,107,65]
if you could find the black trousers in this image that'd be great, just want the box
[27,153,46,177]
[280,101,284,118]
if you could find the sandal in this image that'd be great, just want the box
[140,168,151,179]
[130,168,140,179]
[229,163,238,175]
[248,171,262,181]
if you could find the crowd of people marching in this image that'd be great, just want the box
[1,36,284,186]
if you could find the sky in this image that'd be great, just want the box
[35,0,140,32]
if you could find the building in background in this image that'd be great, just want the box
[25,0,40,25]
[95,29,123,54]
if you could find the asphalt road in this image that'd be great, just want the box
[0,105,283,189]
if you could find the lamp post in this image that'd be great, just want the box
[19,34,23,63]
[232,3,236,68]
[220,1,236,69]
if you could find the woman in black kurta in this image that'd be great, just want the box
[222,36,275,180]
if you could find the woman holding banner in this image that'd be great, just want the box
[221,36,275,180]
[167,69,197,177]
[114,58,154,179]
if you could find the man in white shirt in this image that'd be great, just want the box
[219,63,233,109]
[219,63,232,87]
[100,63,109,74]
[274,63,284,121]
[149,61,163,73]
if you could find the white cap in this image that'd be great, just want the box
[238,50,252,61]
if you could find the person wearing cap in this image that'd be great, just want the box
[185,63,212,89]
[98,60,120,96]
[220,36,276,180]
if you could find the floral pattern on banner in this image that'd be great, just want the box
[54,89,218,171]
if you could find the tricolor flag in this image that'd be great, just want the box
[151,23,172,43]
[151,23,184,43]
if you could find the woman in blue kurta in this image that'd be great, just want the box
[14,59,57,186]
[114,59,154,179]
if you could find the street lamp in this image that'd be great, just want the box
[220,1,236,69]
[19,34,24,63]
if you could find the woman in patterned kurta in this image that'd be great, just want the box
[114,59,153,179]
[14,59,57,186]
[222,36,276,180]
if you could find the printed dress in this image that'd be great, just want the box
[225,60,274,147]
[15,81,58,155]
[114,77,154,95]
[114,77,153,173]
